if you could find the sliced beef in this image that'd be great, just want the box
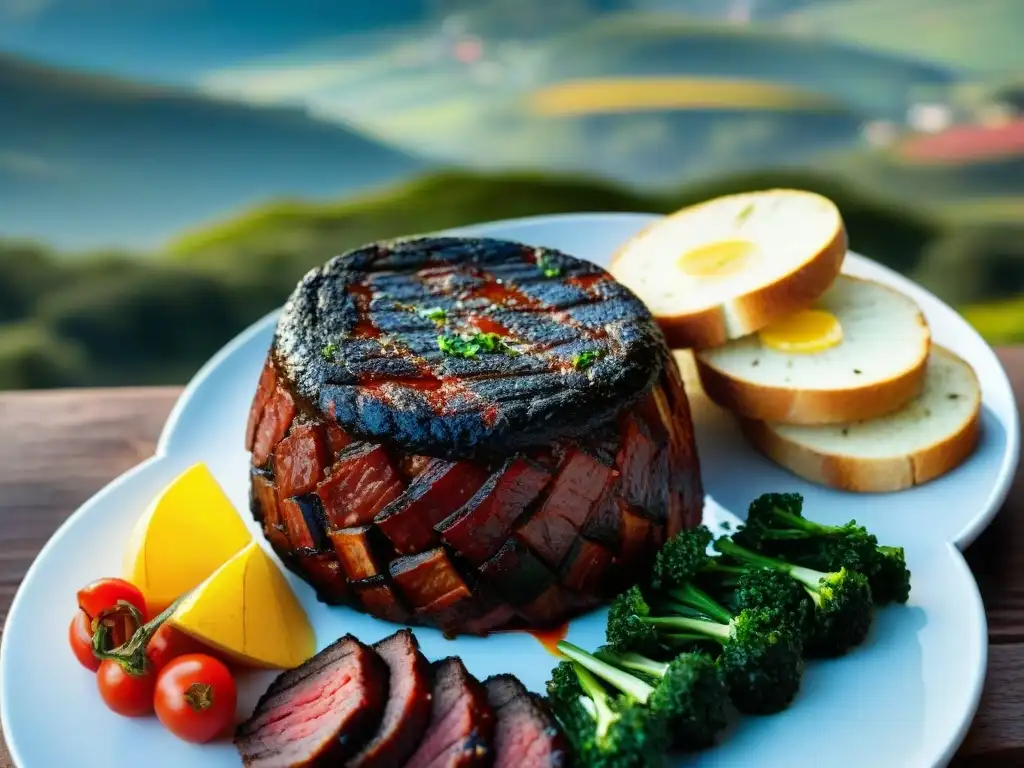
[404,657,495,768]
[234,635,388,768]
[376,460,490,555]
[247,235,705,634]
[484,675,569,768]
[347,630,432,768]
[437,457,552,565]
[317,443,406,529]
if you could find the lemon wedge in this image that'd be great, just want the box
[168,540,315,669]
[123,463,252,614]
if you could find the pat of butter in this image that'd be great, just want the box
[677,239,757,278]
[759,309,844,353]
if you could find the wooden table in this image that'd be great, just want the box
[0,351,1021,767]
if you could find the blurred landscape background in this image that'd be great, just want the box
[2,0,1022,389]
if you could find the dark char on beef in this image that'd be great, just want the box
[485,675,570,768]
[404,657,495,768]
[234,635,388,768]
[347,630,433,768]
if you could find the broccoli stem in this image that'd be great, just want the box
[642,616,731,643]
[715,537,826,582]
[607,651,670,679]
[573,663,618,740]
[665,583,735,624]
[557,641,656,704]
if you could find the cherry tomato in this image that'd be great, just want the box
[77,578,148,623]
[69,609,100,671]
[147,625,209,673]
[96,659,156,717]
[155,654,237,744]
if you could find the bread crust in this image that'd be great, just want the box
[610,189,848,350]
[738,347,982,492]
[694,277,931,424]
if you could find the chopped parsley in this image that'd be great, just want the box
[321,342,338,360]
[535,250,563,278]
[737,202,755,223]
[438,332,518,359]
[572,349,604,370]
[419,306,447,323]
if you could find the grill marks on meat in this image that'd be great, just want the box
[405,658,495,768]
[484,675,569,768]
[347,630,432,768]
[234,635,388,768]
[272,237,667,459]
[247,236,704,635]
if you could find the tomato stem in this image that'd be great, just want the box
[184,683,214,711]
[92,596,188,676]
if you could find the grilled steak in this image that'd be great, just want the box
[234,635,388,768]
[485,675,570,768]
[404,657,495,768]
[246,235,704,633]
[347,630,432,768]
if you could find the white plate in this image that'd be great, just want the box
[2,213,1018,768]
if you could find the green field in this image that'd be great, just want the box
[2,168,1021,390]
[778,0,1024,75]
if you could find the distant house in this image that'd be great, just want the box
[897,117,1024,165]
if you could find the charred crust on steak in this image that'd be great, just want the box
[234,634,388,767]
[405,656,495,768]
[484,674,570,768]
[271,236,669,460]
[348,630,433,768]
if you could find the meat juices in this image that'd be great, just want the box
[246,236,704,635]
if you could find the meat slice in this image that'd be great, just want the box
[437,457,552,565]
[514,448,614,568]
[274,424,331,500]
[375,460,490,555]
[404,658,495,768]
[390,548,471,610]
[346,630,431,768]
[484,675,569,768]
[234,635,388,767]
[252,383,297,467]
[317,443,406,529]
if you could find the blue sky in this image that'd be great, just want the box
[0,0,429,82]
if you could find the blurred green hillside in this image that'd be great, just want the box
[2,169,1022,391]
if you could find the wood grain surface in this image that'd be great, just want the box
[0,350,1020,767]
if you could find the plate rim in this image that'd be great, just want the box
[1,211,1010,768]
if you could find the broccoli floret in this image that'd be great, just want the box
[596,649,729,750]
[715,537,874,657]
[728,568,814,643]
[652,525,714,590]
[558,641,725,754]
[606,586,659,655]
[546,658,667,767]
[610,581,803,715]
[873,546,912,604]
[735,493,911,605]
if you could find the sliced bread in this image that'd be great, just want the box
[739,345,981,493]
[610,189,847,349]
[695,275,931,424]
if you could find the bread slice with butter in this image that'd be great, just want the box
[695,275,931,425]
[610,188,847,349]
[739,346,981,493]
